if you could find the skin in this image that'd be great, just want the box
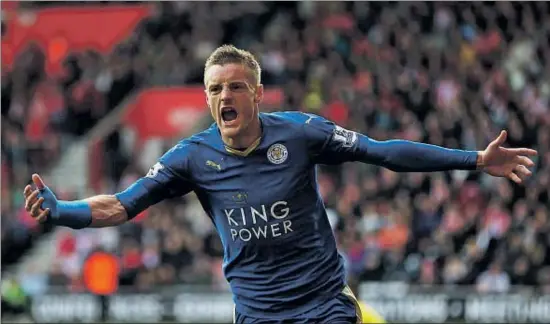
[19,50,539,323]
[23,68,538,227]
[22,63,270,226]
[477,130,537,184]
[24,174,127,226]
[23,132,537,227]
[204,63,264,149]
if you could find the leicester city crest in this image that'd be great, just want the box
[267,143,288,164]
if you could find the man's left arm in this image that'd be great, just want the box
[303,114,536,182]
[304,114,479,171]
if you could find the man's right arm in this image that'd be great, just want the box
[27,142,195,229]
[85,195,128,228]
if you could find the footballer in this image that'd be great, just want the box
[24,45,537,323]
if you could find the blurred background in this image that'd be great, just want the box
[2,1,549,323]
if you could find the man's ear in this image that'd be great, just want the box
[205,89,210,108]
[255,84,264,104]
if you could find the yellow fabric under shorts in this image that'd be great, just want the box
[342,286,386,323]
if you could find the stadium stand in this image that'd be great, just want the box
[2,1,549,322]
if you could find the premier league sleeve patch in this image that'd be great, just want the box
[332,126,358,148]
[146,162,165,178]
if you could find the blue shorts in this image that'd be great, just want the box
[233,287,360,324]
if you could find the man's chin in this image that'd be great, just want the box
[219,125,241,138]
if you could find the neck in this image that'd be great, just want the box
[222,116,262,149]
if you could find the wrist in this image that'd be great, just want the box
[53,200,93,229]
[476,151,485,170]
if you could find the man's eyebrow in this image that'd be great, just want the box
[208,80,250,87]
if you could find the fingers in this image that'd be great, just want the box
[23,185,33,198]
[32,173,46,190]
[507,148,538,157]
[35,208,50,223]
[515,164,532,179]
[518,155,536,168]
[490,130,507,148]
[508,165,533,185]
[508,172,522,184]
[513,155,536,168]
[25,190,40,211]
[30,197,45,217]
[24,180,49,222]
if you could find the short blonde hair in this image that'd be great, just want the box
[204,44,261,85]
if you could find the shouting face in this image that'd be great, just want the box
[205,63,263,145]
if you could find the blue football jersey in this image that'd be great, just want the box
[116,111,478,319]
[117,112,363,318]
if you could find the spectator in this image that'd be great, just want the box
[2,2,548,298]
[476,262,511,293]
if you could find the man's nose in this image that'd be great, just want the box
[221,87,233,102]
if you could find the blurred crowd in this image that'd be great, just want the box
[2,1,549,300]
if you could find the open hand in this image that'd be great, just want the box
[479,130,538,184]
[23,174,57,223]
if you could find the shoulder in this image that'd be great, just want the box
[263,111,336,127]
[260,111,318,129]
[261,111,339,143]
[187,123,220,148]
[159,125,219,167]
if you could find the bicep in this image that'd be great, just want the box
[303,115,361,165]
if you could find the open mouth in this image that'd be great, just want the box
[221,107,238,122]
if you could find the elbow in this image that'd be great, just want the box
[379,156,414,172]
[363,139,413,172]
[89,209,128,228]
[88,198,130,228]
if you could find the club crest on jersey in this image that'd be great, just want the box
[267,143,288,164]
[146,162,164,178]
[333,126,358,148]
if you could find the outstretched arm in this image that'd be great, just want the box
[24,168,192,229]
[24,142,196,229]
[23,176,128,228]
[303,114,537,183]
[350,137,482,172]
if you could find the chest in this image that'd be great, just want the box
[195,140,312,204]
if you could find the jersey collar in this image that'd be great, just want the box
[224,137,262,156]
[221,114,265,157]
